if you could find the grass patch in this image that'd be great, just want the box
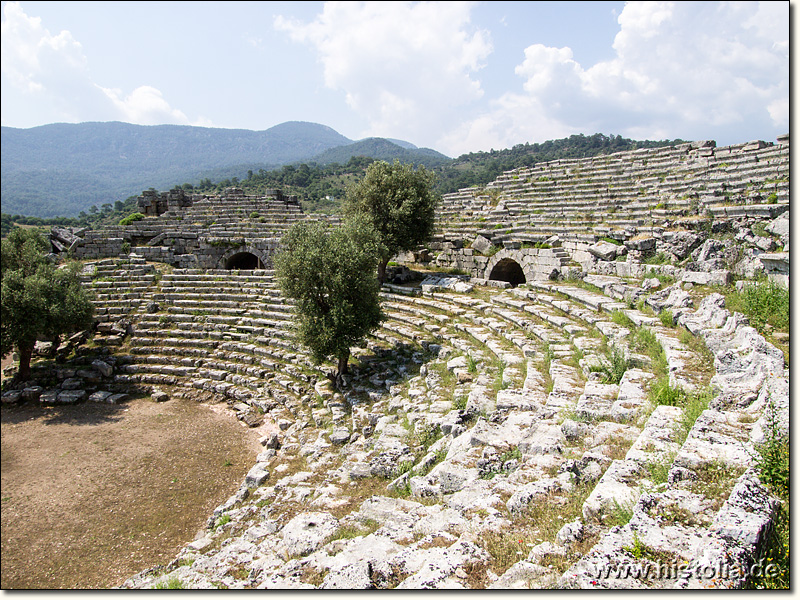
[610,310,635,328]
[647,379,711,443]
[687,460,746,512]
[154,576,185,589]
[658,308,674,328]
[644,252,670,265]
[608,499,635,527]
[483,484,593,575]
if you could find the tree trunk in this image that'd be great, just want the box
[337,349,350,379]
[47,335,60,359]
[377,258,389,285]
[17,342,34,381]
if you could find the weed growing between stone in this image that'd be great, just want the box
[589,345,630,385]
[748,401,789,589]
[687,461,746,512]
[153,575,186,589]
[608,499,635,527]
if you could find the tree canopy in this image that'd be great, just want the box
[274,217,384,383]
[1,228,94,379]
[343,159,439,282]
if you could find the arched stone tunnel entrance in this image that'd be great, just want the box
[488,257,527,287]
[225,251,263,270]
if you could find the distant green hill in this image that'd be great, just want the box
[311,138,450,168]
[0,121,455,217]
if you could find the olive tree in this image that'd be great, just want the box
[343,160,438,283]
[274,217,384,384]
[1,228,94,380]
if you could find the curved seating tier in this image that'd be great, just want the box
[86,256,787,590]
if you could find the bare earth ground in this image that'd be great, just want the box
[1,394,264,589]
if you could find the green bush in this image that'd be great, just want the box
[119,212,145,226]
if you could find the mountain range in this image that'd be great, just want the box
[1,121,450,218]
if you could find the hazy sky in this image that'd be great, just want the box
[0,1,790,157]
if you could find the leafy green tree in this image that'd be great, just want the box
[344,159,439,283]
[274,217,384,384]
[1,229,94,380]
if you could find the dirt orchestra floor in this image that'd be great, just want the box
[1,393,263,589]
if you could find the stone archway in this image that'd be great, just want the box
[224,251,262,270]
[488,257,527,286]
[484,249,534,287]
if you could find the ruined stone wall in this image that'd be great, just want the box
[70,188,303,268]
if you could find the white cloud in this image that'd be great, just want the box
[0,0,86,93]
[1,1,205,127]
[98,85,195,126]
[447,1,788,155]
[275,1,492,146]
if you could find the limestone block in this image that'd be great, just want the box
[281,512,339,557]
[518,423,566,456]
[587,240,620,261]
[57,389,87,404]
[681,270,732,287]
[245,463,270,487]
[582,459,645,523]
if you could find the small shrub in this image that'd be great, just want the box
[119,212,145,226]
[645,269,676,285]
[658,309,675,328]
[726,279,789,333]
[214,514,231,530]
[753,402,789,498]
[644,252,670,265]
[623,532,648,560]
[748,404,789,591]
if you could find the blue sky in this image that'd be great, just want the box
[0,1,790,157]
